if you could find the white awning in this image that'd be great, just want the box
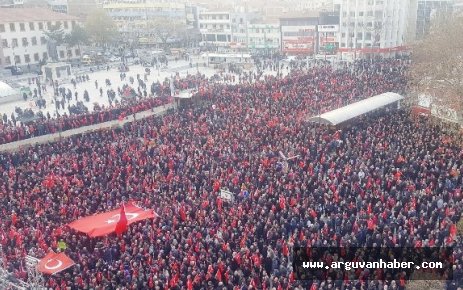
[308,92,404,125]
[0,81,18,97]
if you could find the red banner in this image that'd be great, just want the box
[67,202,157,237]
[37,251,75,275]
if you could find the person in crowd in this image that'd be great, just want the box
[0,58,460,290]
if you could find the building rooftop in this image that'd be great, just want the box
[279,11,320,19]
[0,7,79,23]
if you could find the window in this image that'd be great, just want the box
[14,55,20,64]
[64,21,68,29]
[34,53,39,61]
[75,48,80,56]
[43,52,48,60]
[20,23,25,31]
[47,22,52,29]
[9,23,15,32]
[67,50,72,57]
[0,24,4,32]
[29,22,35,30]
[59,51,65,58]
[365,32,372,40]
[22,37,28,47]
[1,39,7,48]
[5,56,11,65]
[24,54,30,63]
[40,37,47,45]
[71,21,76,29]
[38,22,43,30]
[31,37,37,45]
[12,38,18,48]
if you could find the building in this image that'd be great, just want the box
[67,0,101,18]
[186,4,205,30]
[279,14,319,55]
[0,0,24,7]
[103,0,186,43]
[416,0,454,39]
[317,11,340,56]
[230,10,259,51]
[247,22,280,55]
[338,0,418,60]
[44,0,68,13]
[1,0,68,13]
[455,0,463,13]
[0,8,80,69]
[198,11,232,49]
[293,0,336,12]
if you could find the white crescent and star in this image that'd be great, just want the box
[106,212,140,224]
[44,258,63,270]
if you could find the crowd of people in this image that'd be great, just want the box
[0,58,462,290]
[0,72,210,145]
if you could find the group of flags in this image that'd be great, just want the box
[34,202,155,276]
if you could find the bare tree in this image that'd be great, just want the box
[409,15,463,124]
[146,17,187,50]
[85,9,119,48]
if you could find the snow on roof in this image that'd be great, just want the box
[307,92,404,126]
[0,81,18,97]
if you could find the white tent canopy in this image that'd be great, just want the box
[0,81,17,97]
[308,92,404,126]
[0,81,20,104]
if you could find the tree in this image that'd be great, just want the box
[85,9,118,48]
[44,23,65,61]
[409,15,463,123]
[65,25,89,48]
[146,17,187,49]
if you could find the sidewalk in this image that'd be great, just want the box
[0,103,176,152]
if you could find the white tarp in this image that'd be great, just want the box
[307,92,404,126]
[220,189,234,201]
[0,81,20,104]
[0,81,17,97]
[431,104,461,124]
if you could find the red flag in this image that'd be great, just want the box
[115,204,128,236]
[187,278,193,290]
[68,202,156,237]
[37,251,75,275]
[11,212,17,226]
[215,269,222,282]
[179,205,186,221]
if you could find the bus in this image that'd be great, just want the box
[202,53,253,65]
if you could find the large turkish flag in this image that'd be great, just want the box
[37,251,75,275]
[67,202,157,237]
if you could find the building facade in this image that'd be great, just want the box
[0,8,80,69]
[338,0,418,60]
[199,11,232,49]
[280,15,319,55]
[103,0,186,42]
[247,22,280,54]
[67,0,101,18]
[317,11,340,56]
[416,0,454,39]
[1,0,68,13]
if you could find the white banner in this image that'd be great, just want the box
[431,104,461,124]
[220,189,234,201]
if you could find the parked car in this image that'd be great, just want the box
[5,66,23,75]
